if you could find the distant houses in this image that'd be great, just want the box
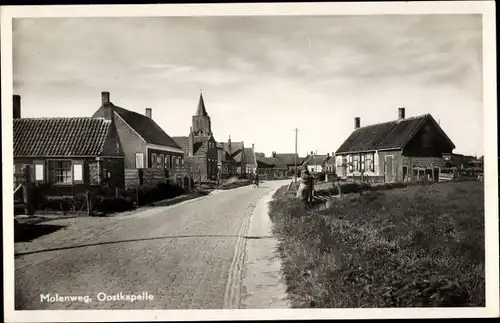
[302,152,333,173]
[13,94,126,195]
[244,144,258,174]
[219,137,247,177]
[335,107,456,182]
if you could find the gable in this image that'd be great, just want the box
[93,104,181,150]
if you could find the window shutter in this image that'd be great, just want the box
[33,160,46,184]
[72,160,84,184]
[135,153,144,169]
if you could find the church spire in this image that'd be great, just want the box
[196,90,208,116]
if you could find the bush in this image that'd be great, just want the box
[270,181,485,308]
[126,182,187,206]
[37,194,87,212]
[94,196,135,214]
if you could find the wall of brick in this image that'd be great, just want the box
[113,112,148,169]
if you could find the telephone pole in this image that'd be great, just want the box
[294,128,298,183]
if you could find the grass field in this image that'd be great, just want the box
[269,181,485,308]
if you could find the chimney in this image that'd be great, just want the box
[398,107,405,121]
[102,91,110,105]
[272,151,276,158]
[145,108,152,119]
[102,91,114,121]
[252,143,255,150]
[310,151,314,155]
[13,95,21,119]
[354,117,360,130]
[228,135,232,153]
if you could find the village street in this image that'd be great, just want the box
[14,180,291,310]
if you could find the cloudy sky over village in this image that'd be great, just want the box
[13,14,483,157]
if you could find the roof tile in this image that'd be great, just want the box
[14,117,111,157]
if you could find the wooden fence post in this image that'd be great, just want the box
[22,165,35,216]
[87,190,93,216]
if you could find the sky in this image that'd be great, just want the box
[13,14,483,157]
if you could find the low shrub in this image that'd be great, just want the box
[37,194,87,212]
[94,196,135,214]
[124,182,187,206]
[270,181,485,308]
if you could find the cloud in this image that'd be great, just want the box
[12,14,484,156]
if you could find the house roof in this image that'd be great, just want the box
[14,117,113,157]
[244,147,257,165]
[274,153,304,165]
[221,141,244,163]
[172,135,213,156]
[256,156,287,169]
[172,136,190,154]
[335,114,455,154]
[217,146,234,162]
[304,154,331,166]
[93,103,181,150]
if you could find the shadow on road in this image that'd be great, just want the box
[15,223,66,243]
[15,234,275,257]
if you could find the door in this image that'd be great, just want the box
[385,155,394,182]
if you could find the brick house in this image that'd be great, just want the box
[303,152,333,173]
[172,93,218,181]
[92,92,184,172]
[13,94,125,196]
[335,107,456,182]
[256,154,288,179]
[272,152,306,175]
[244,144,258,175]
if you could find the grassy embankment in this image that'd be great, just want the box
[269,181,485,307]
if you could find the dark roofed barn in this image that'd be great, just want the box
[335,108,456,182]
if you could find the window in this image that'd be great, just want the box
[165,155,170,169]
[135,153,144,169]
[159,154,164,169]
[73,162,83,183]
[151,153,157,168]
[48,161,72,184]
[34,161,45,182]
[353,155,360,171]
[181,158,184,167]
[348,155,353,171]
[365,153,374,172]
[361,155,365,171]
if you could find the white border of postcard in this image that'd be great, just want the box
[2,1,498,321]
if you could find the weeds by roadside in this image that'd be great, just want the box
[269,181,485,308]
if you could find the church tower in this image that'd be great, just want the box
[192,91,212,136]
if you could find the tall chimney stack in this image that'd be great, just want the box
[252,143,255,150]
[145,108,152,119]
[354,117,360,130]
[102,91,110,105]
[13,95,21,119]
[398,107,405,121]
